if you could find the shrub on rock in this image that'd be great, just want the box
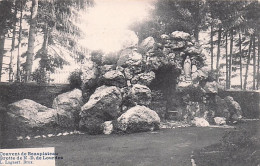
[203,81,218,94]
[215,95,230,119]
[117,105,160,133]
[52,89,83,129]
[224,96,243,121]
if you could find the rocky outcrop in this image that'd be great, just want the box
[81,60,99,89]
[79,86,122,133]
[52,89,83,129]
[131,71,155,86]
[7,99,57,136]
[170,31,191,40]
[101,70,126,88]
[117,105,160,133]
[128,84,152,106]
[140,36,156,52]
[224,96,243,121]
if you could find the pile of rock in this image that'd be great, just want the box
[5,86,160,136]
[4,30,243,137]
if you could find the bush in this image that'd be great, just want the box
[68,69,83,89]
[32,68,52,84]
[181,85,205,102]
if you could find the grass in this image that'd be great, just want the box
[193,120,260,166]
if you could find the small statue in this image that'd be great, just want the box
[183,56,192,81]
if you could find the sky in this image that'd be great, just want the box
[77,0,154,53]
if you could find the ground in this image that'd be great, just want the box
[3,121,258,166]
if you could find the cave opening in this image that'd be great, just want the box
[149,64,181,113]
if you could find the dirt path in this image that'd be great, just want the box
[3,126,233,166]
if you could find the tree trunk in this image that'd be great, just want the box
[0,31,6,82]
[239,33,243,89]
[225,32,229,89]
[228,29,233,89]
[244,37,253,90]
[210,25,214,70]
[253,34,256,90]
[9,0,18,82]
[16,0,23,82]
[25,0,38,82]
[216,27,222,82]
[257,34,260,90]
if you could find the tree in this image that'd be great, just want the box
[24,0,38,82]
[225,32,229,89]
[210,25,214,70]
[215,27,222,75]
[253,34,256,90]
[131,0,206,41]
[0,0,13,81]
[16,0,25,82]
[244,36,253,90]
[9,0,18,82]
[239,33,243,89]
[228,29,233,89]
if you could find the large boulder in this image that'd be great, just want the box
[170,31,191,40]
[7,99,57,136]
[117,105,160,133]
[117,49,143,68]
[81,60,99,89]
[224,96,243,121]
[99,65,116,75]
[191,117,210,127]
[129,84,152,106]
[52,89,83,129]
[101,70,126,88]
[79,86,122,132]
[131,71,155,86]
[214,117,226,125]
[140,37,156,52]
[120,30,139,49]
[117,49,143,77]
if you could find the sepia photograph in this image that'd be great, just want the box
[0,0,260,165]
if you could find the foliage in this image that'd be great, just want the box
[181,85,205,102]
[131,0,205,41]
[90,50,103,65]
[35,48,68,73]
[31,68,52,84]
[68,69,83,89]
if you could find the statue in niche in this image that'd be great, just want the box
[183,55,192,81]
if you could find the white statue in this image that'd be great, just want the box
[184,56,192,81]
